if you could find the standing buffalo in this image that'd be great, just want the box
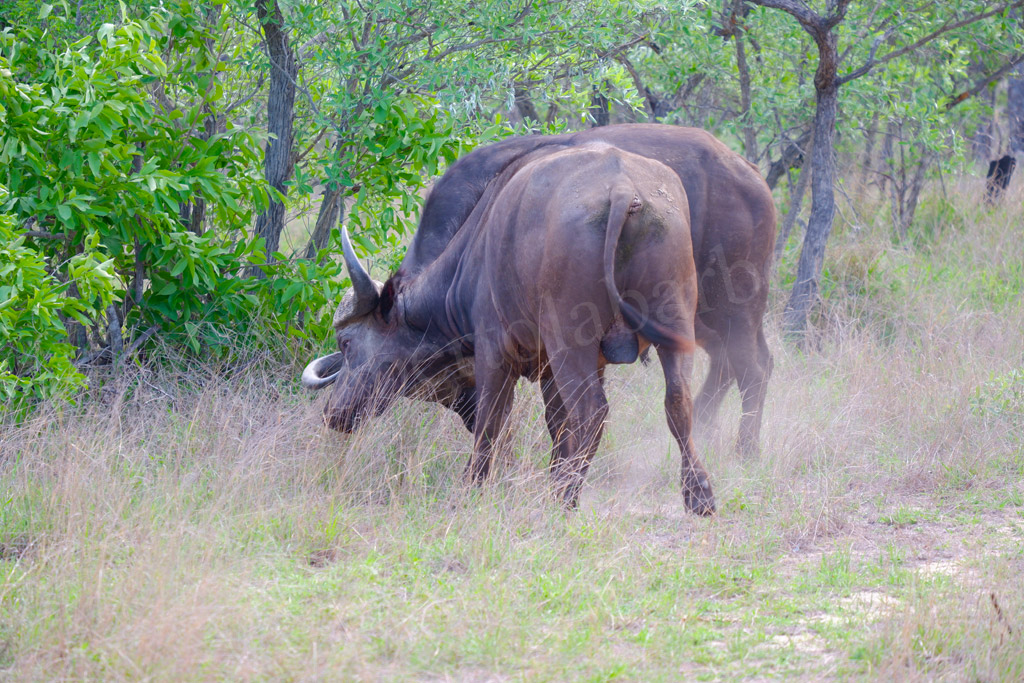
[303,144,714,512]
[391,124,776,456]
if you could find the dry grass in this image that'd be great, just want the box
[1,181,1023,680]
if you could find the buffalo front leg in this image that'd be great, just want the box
[465,357,516,485]
[659,347,715,516]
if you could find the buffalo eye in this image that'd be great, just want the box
[341,339,351,353]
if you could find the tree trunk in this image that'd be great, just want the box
[888,121,906,234]
[1007,62,1024,154]
[645,87,670,121]
[590,85,610,127]
[106,304,123,366]
[189,197,206,235]
[902,153,929,233]
[250,0,297,278]
[879,119,895,201]
[898,152,929,240]
[182,4,222,238]
[857,110,879,194]
[545,101,560,126]
[66,242,90,353]
[735,31,759,162]
[669,73,705,124]
[774,131,813,262]
[514,86,540,124]
[304,184,345,261]
[971,76,998,161]
[782,32,839,338]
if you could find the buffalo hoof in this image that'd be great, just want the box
[683,481,716,517]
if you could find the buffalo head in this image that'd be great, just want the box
[301,227,454,432]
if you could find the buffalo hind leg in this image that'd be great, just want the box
[659,346,715,516]
[546,354,609,508]
[724,322,772,458]
[542,365,606,476]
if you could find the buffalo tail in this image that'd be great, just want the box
[602,181,692,353]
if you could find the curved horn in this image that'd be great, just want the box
[341,225,379,317]
[301,352,345,391]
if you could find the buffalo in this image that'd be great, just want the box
[390,124,776,456]
[303,143,714,512]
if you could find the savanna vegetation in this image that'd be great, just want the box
[1,0,1022,679]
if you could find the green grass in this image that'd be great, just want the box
[2,181,1024,680]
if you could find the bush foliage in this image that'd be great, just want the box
[0,6,343,408]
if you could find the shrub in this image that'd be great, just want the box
[0,5,343,411]
[0,188,115,407]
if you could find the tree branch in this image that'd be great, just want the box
[615,54,656,122]
[947,53,1024,110]
[416,1,534,64]
[224,73,267,115]
[744,0,819,31]
[125,325,159,357]
[834,31,889,85]
[23,216,69,242]
[823,0,852,30]
[837,1,1024,86]
[734,28,758,160]
[293,128,327,166]
[837,0,887,64]
[765,126,812,189]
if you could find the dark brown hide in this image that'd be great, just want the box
[400,124,775,455]
[310,146,713,512]
[459,145,711,511]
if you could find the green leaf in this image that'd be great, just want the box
[65,308,92,327]
[87,151,101,178]
[281,281,303,303]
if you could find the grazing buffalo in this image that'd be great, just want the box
[303,144,715,512]
[393,124,776,456]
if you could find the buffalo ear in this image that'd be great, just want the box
[379,278,397,321]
